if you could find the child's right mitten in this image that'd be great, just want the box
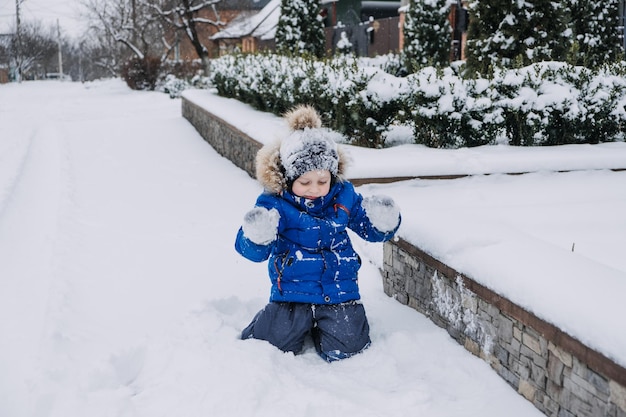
[242,207,280,245]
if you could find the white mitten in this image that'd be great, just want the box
[242,207,280,245]
[362,195,400,232]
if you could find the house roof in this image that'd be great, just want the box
[218,0,272,11]
[211,0,280,41]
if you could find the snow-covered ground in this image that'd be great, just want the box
[184,89,626,369]
[0,79,621,417]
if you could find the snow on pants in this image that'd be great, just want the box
[241,301,371,362]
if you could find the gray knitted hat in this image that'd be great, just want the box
[279,105,339,181]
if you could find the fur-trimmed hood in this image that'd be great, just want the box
[255,139,349,194]
[255,105,349,194]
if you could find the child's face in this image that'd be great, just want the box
[291,170,332,200]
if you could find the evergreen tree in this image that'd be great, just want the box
[465,0,568,75]
[275,0,326,58]
[565,0,624,68]
[402,0,454,72]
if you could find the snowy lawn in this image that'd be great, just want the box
[0,79,619,417]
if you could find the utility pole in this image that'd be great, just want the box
[57,19,63,77]
[15,0,23,82]
[131,0,137,46]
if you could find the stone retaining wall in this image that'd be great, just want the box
[383,238,626,417]
[182,97,261,178]
[182,95,626,417]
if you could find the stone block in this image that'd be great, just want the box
[494,344,509,365]
[477,307,494,324]
[520,344,547,369]
[548,342,573,368]
[407,296,421,312]
[548,352,566,386]
[530,361,547,389]
[405,277,416,295]
[447,325,463,343]
[585,368,610,397]
[497,315,514,342]
[542,391,560,416]
[547,380,563,403]
[513,325,522,341]
[498,366,520,389]
[568,392,598,417]
[519,379,536,401]
[610,380,626,415]
[522,330,545,355]
[512,358,531,380]
[508,337,522,357]
[395,292,408,305]
[564,374,609,414]
[483,302,500,319]
[417,281,430,299]
[464,337,481,357]
[405,254,420,270]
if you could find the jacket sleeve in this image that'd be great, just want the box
[340,183,401,243]
[235,227,273,262]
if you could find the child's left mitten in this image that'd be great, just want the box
[362,195,400,232]
[242,207,280,245]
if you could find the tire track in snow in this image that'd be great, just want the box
[0,123,68,417]
[0,134,35,223]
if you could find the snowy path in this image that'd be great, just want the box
[0,80,542,417]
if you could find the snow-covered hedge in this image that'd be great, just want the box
[207,53,626,148]
[209,53,400,147]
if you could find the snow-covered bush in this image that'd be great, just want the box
[160,74,190,98]
[491,62,626,145]
[121,56,162,91]
[402,66,500,147]
[209,53,400,147]
[207,53,626,148]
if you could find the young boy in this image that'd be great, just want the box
[235,105,401,362]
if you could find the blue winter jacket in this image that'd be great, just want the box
[235,181,399,305]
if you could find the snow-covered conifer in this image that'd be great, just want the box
[466,0,568,75]
[275,0,326,58]
[565,0,624,68]
[402,0,454,72]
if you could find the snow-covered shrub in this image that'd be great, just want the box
[207,52,626,148]
[359,53,406,77]
[402,66,499,147]
[121,56,162,91]
[491,62,626,145]
[209,53,399,147]
[160,74,190,99]
[574,62,626,143]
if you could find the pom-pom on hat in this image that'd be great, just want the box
[279,105,339,181]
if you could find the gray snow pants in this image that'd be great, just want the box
[241,300,371,362]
